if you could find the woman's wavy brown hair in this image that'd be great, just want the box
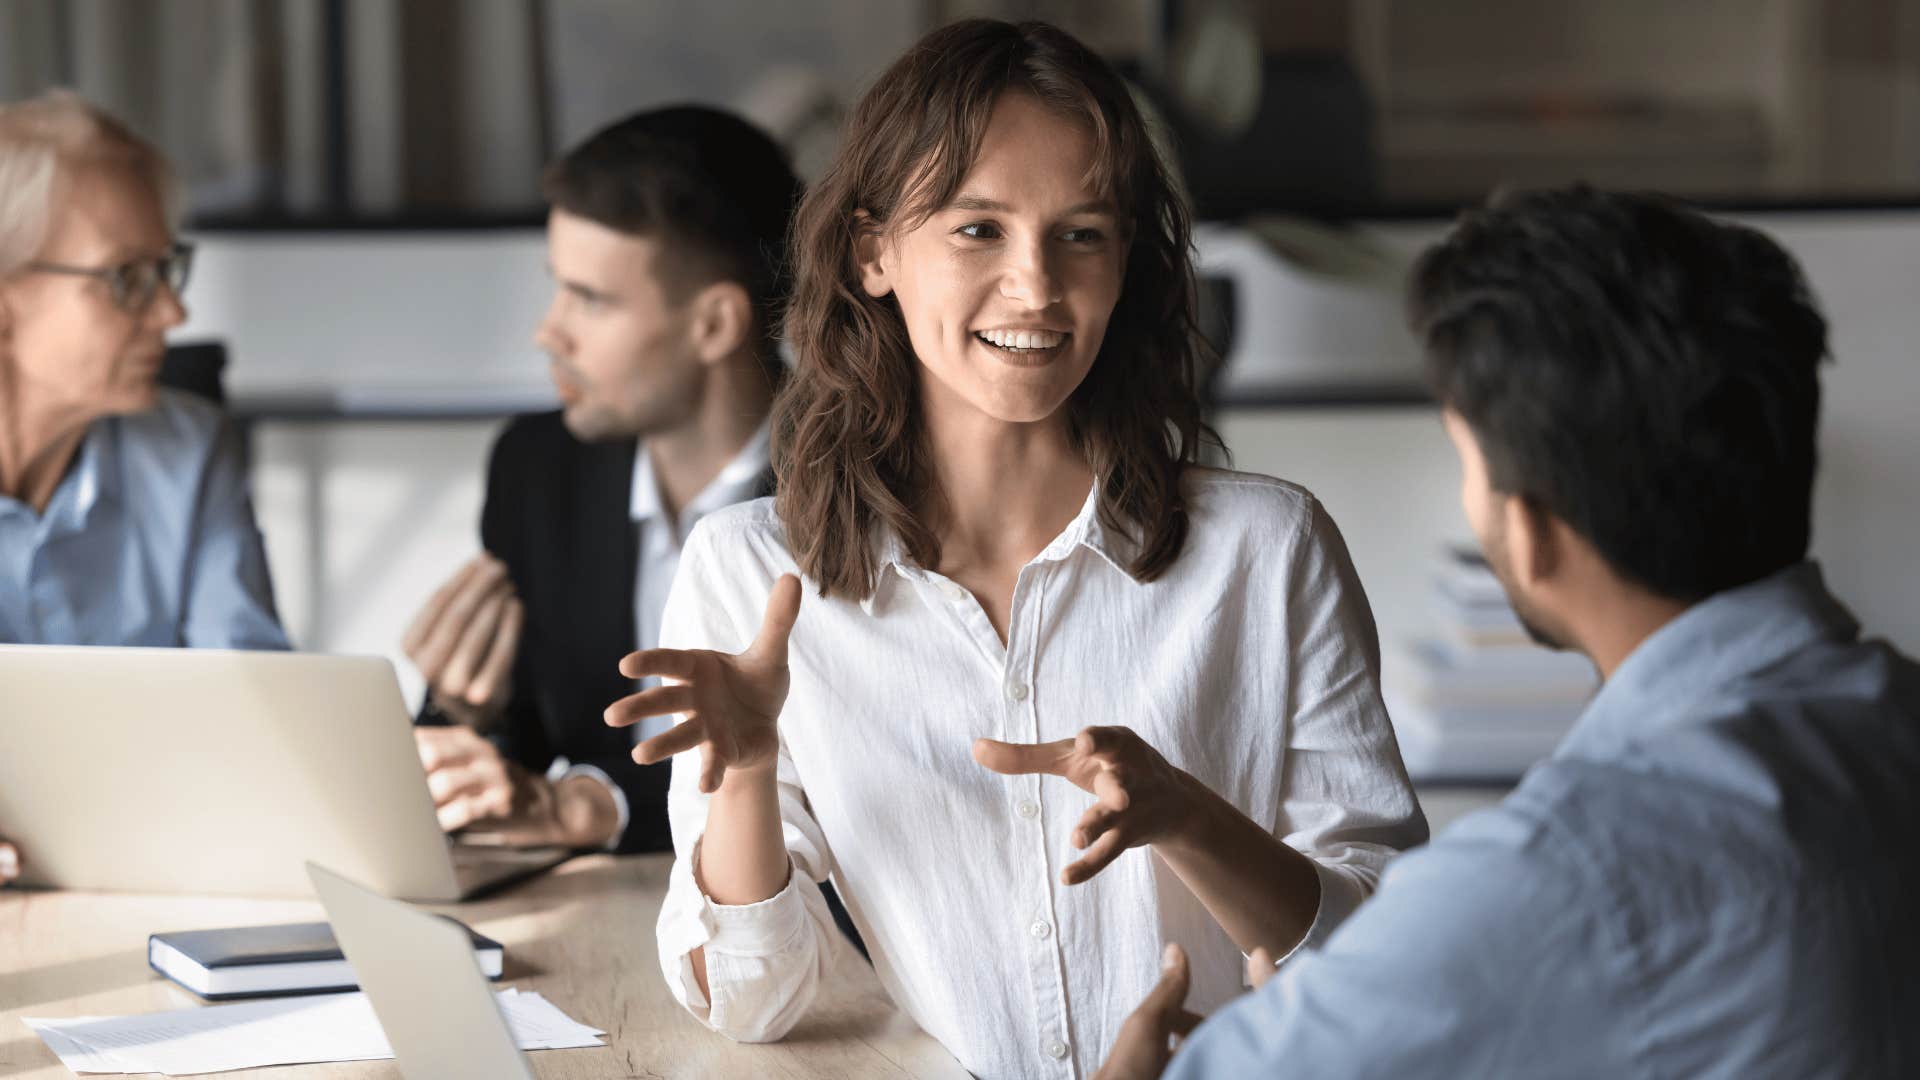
[774,18,1216,600]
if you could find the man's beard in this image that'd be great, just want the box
[1482,526,1573,651]
[1509,593,1568,651]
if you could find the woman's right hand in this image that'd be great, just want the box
[606,575,801,793]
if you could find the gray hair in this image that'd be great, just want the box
[0,89,178,276]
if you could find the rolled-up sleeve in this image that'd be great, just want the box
[651,523,843,1042]
[1274,495,1429,955]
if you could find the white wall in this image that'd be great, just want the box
[183,231,556,409]
[221,211,1920,712]
[250,422,498,708]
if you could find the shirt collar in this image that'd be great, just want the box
[630,418,773,526]
[1558,561,1859,757]
[858,479,1140,615]
[69,428,106,524]
[0,420,114,531]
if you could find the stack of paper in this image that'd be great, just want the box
[23,987,603,1075]
[1386,548,1598,780]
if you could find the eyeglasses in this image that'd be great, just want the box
[25,242,195,313]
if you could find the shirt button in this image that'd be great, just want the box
[1030,919,1052,941]
[1008,681,1029,701]
[1016,799,1039,819]
[943,581,967,602]
[1046,1040,1069,1060]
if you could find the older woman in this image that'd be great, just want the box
[0,90,286,651]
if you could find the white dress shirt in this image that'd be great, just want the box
[653,469,1426,1079]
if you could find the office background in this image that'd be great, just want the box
[3,0,1916,766]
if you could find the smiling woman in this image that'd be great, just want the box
[777,21,1210,599]
[0,90,286,651]
[605,19,1426,1080]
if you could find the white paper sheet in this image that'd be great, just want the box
[23,988,604,1075]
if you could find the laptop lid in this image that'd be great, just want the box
[0,644,465,899]
[307,862,532,1080]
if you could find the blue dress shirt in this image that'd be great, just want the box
[0,388,288,650]
[1169,562,1920,1079]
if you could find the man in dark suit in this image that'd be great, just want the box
[400,107,798,853]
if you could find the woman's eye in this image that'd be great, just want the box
[1063,228,1104,244]
[956,222,1001,240]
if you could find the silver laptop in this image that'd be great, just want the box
[308,862,534,1080]
[0,644,568,900]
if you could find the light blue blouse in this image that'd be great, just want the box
[0,388,288,650]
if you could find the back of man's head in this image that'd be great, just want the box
[1409,185,1830,603]
[543,106,801,373]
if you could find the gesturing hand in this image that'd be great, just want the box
[414,725,618,848]
[973,725,1197,885]
[1246,946,1278,990]
[606,574,801,793]
[403,553,523,727]
[1093,943,1202,1080]
[1093,945,1281,1080]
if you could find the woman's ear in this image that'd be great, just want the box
[853,210,893,299]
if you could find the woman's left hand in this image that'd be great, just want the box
[973,725,1199,885]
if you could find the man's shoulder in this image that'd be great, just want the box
[1396,761,1624,900]
[487,411,634,486]
[1431,743,1813,924]
[493,409,598,459]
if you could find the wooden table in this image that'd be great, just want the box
[0,855,967,1078]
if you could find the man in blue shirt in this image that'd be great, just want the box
[1098,186,1920,1078]
[0,90,285,651]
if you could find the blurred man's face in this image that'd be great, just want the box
[533,208,703,442]
[1442,408,1571,651]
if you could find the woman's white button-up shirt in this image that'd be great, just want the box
[654,470,1427,1078]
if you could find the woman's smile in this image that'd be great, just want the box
[973,327,1072,366]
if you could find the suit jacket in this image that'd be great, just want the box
[424,410,770,853]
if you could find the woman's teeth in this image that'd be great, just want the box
[976,329,1066,352]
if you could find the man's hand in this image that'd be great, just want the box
[1247,946,1278,990]
[1094,945,1281,1080]
[403,553,524,727]
[414,726,616,848]
[974,726,1200,885]
[0,838,18,885]
[606,575,801,793]
[1095,943,1203,1080]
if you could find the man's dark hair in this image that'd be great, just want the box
[1409,185,1830,602]
[543,105,802,376]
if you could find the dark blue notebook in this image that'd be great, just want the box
[148,920,504,1000]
